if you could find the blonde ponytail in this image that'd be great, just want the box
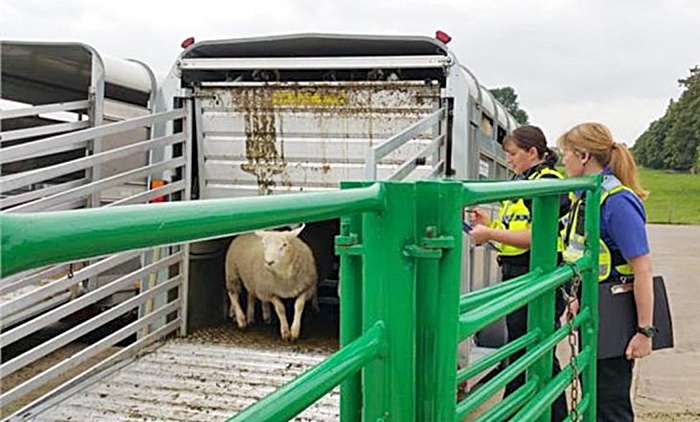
[609,143,649,200]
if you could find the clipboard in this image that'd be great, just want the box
[597,275,674,360]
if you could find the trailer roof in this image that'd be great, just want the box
[0,41,155,107]
[182,33,449,59]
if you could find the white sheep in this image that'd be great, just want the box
[225,224,318,341]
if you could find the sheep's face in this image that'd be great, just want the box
[255,225,305,273]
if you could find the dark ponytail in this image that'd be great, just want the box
[543,147,559,168]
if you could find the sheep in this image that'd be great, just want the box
[225,224,318,341]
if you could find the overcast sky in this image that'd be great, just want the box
[2,0,698,145]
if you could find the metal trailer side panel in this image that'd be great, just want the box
[195,81,442,198]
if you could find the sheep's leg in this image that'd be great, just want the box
[246,292,257,325]
[270,297,291,341]
[290,291,311,341]
[261,301,272,324]
[227,289,247,329]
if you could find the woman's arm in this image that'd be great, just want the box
[469,226,531,249]
[625,252,655,360]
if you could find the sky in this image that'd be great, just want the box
[2,0,699,146]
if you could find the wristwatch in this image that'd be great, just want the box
[636,326,658,338]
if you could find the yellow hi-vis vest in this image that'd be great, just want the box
[491,166,564,257]
[561,174,635,281]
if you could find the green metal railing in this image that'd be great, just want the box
[0,175,602,422]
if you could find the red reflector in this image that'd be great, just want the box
[181,37,195,49]
[150,179,167,203]
[435,30,452,44]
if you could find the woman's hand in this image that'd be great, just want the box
[468,224,493,246]
[625,333,652,360]
[469,208,491,226]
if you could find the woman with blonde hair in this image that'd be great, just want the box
[558,122,654,422]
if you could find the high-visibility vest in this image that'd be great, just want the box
[561,174,635,281]
[492,166,565,257]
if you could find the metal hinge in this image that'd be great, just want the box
[403,225,455,259]
[335,232,363,256]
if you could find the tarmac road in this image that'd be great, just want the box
[634,224,700,421]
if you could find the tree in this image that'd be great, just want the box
[489,86,529,125]
[633,66,700,171]
[663,67,700,171]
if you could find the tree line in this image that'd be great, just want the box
[491,67,700,173]
[632,66,700,172]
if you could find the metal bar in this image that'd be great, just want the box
[0,300,181,408]
[336,186,365,422]
[510,347,593,422]
[414,184,443,421]
[8,157,185,213]
[0,252,182,346]
[427,160,445,178]
[458,259,592,340]
[1,179,89,210]
[388,134,443,181]
[1,275,181,377]
[179,101,193,336]
[0,142,89,167]
[0,121,90,144]
[462,176,599,206]
[459,270,542,313]
[1,109,186,163]
[364,151,377,180]
[1,251,141,317]
[0,100,90,120]
[200,80,434,88]
[373,108,445,160]
[444,97,455,176]
[193,97,207,198]
[8,319,180,422]
[1,184,385,277]
[0,133,185,193]
[581,175,602,421]
[225,321,385,422]
[473,376,540,422]
[434,181,463,421]
[455,310,591,420]
[361,182,415,421]
[105,181,186,207]
[180,55,452,71]
[527,194,561,422]
[1,292,72,329]
[0,264,68,294]
[456,330,541,385]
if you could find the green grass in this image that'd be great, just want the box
[638,167,700,225]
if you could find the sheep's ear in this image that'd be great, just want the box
[288,223,305,238]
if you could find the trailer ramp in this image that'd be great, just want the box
[27,327,339,422]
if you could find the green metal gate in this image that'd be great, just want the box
[1,176,602,421]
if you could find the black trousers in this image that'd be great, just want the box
[596,357,634,421]
[502,263,568,422]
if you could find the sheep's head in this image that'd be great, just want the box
[255,224,305,274]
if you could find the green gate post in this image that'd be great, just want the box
[581,179,602,421]
[337,182,367,422]
[527,193,561,422]
[432,181,463,421]
[361,182,416,421]
[412,180,462,421]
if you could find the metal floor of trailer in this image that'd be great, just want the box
[25,314,341,422]
[14,306,498,422]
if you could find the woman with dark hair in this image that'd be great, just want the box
[469,124,569,421]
